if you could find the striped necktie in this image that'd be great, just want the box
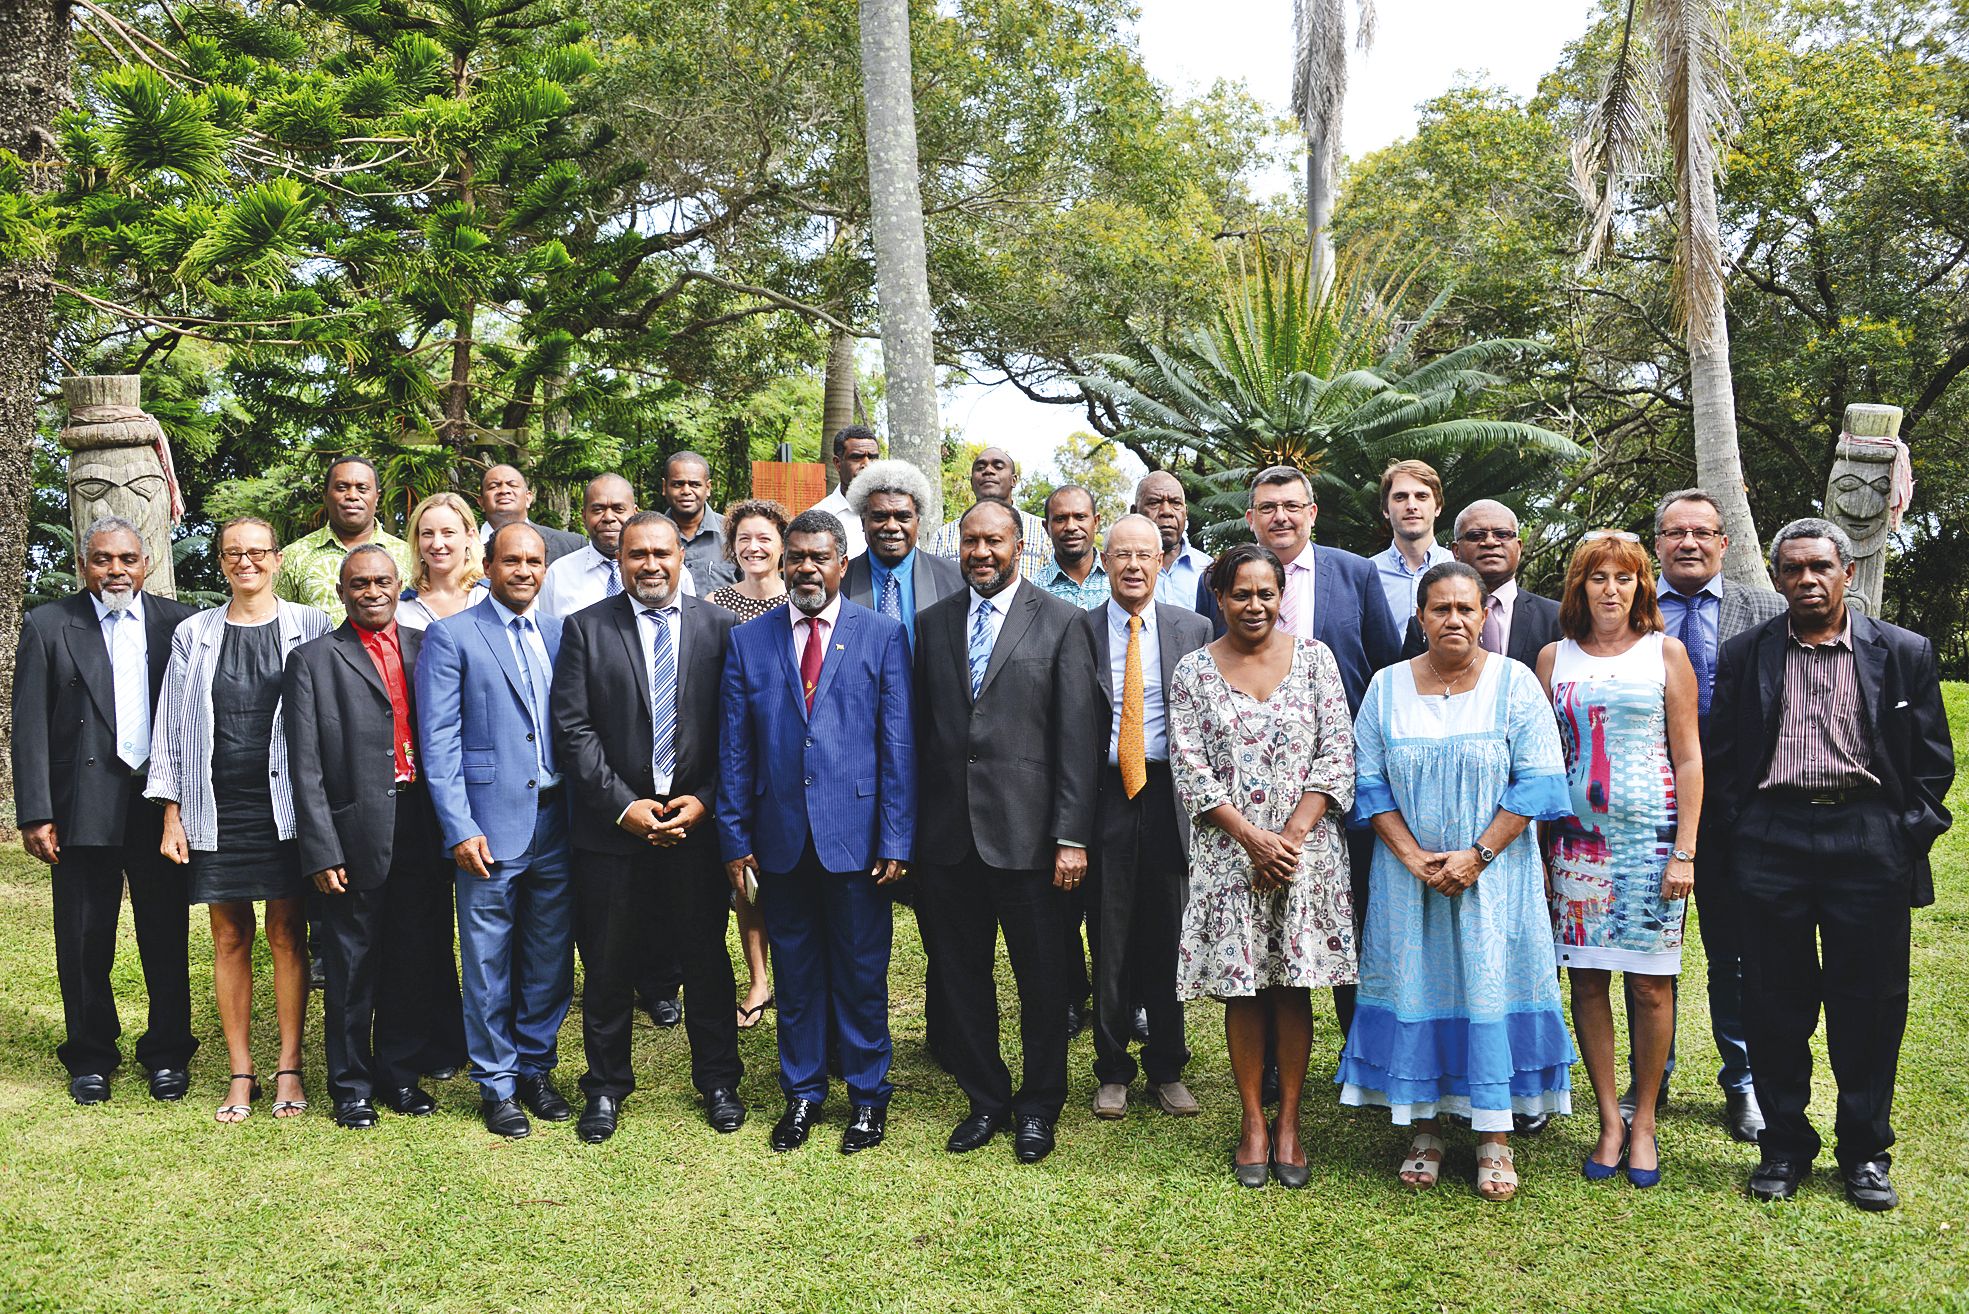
[644,607,677,779]
[967,599,994,699]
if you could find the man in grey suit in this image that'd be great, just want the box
[478,464,586,565]
[842,459,962,652]
[914,498,1090,1164]
[1646,487,1786,1143]
[1399,499,1562,668]
[1056,516,1211,1121]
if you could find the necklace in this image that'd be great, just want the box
[1424,647,1480,696]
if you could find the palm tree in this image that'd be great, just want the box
[1078,242,1580,554]
[1574,0,1769,586]
[858,0,943,525]
[1292,0,1376,284]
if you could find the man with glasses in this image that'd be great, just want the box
[1399,500,1562,668]
[1649,488,1784,1144]
[1132,471,1211,608]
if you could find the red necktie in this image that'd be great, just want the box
[800,616,827,711]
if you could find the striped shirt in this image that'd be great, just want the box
[928,507,1054,583]
[1758,615,1879,791]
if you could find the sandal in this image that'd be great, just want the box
[215,1072,260,1124]
[1476,1142,1518,1202]
[736,994,775,1030]
[271,1068,308,1118]
[1399,1133,1444,1189]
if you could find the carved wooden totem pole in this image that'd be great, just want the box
[59,375,183,598]
[1822,402,1910,618]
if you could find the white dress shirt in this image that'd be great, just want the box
[93,590,150,770]
[967,574,1023,656]
[537,543,695,619]
[1105,599,1167,764]
[812,488,868,561]
[788,592,845,679]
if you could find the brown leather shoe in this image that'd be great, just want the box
[1092,1082,1128,1119]
[1149,1080,1201,1116]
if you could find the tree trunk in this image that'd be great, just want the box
[821,327,858,489]
[0,0,72,828]
[1685,172,1769,588]
[858,0,942,525]
[1306,137,1335,290]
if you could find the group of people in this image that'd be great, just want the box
[12,430,1953,1214]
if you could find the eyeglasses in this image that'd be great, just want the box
[1457,528,1519,544]
[1105,549,1161,564]
[1251,500,1311,517]
[1657,527,1722,543]
[218,547,277,564]
[1581,530,1640,544]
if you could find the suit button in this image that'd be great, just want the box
[86,757,96,767]
[804,776,814,787]
[386,788,397,798]
[967,754,978,764]
[269,769,279,778]
[527,779,537,789]
[526,732,535,742]
[804,738,814,748]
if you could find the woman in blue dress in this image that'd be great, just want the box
[1338,563,1575,1202]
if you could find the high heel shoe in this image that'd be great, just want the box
[215,1073,260,1123]
[1626,1134,1663,1189]
[1582,1129,1627,1182]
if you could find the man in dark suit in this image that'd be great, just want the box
[915,498,1089,1164]
[283,547,456,1128]
[11,516,197,1104]
[1399,499,1562,668]
[418,523,577,1139]
[718,509,915,1156]
[1057,515,1211,1121]
[842,458,962,650]
[1708,518,1954,1211]
[478,463,585,565]
[1194,465,1401,1040]
[552,512,745,1144]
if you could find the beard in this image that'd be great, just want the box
[98,584,135,613]
[627,577,678,608]
[790,583,829,615]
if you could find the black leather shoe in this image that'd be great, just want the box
[1514,1111,1551,1135]
[1725,1090,1766,1144]
[516,1073,571,1122]
[382,1085,436,1117]
[946,1110,1004,1154]
[1065,1000,1086,1038]
[426,1065,460,1082]
[704,1087,747,1134]
[309,956,328,990]
[840,1104,887,1155]
[1747,1156,1808,1202]
[1013,1115,1057,1164]
[1131,1008,1151,1045]
[147,1068,189,1102]
[1260,1063,1280,1107]
[334,1099,379,1129]
[578,1095,620,1144]
[647,996,683,1028]
[1842,1159,1898,1211]
[68,1073,110,1106]
[482,1096,531,1139]
[771,1098,821,1152]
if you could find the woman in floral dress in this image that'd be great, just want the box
[1171,544,1356,1189]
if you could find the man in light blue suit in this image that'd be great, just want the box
[417,523,576,1139]
[718,509,915,1157]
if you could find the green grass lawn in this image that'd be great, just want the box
[3,690,1967,1313]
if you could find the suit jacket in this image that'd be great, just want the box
[11,590,196,846]
[416,599,566,863]
[1054,602,1212,850]
[1716,578,1786,643]
[1401,585,1564,668]
[282,622,435,887]
[1195,543,1401,714]
[913,582,1088,871]
[552,592,737,855]
[1706,609,1955,906]
[716,599,916,874]
[843,549,963,619]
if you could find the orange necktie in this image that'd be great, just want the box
[1119,614,1147,798]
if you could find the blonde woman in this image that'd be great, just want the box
[396,492,488,630]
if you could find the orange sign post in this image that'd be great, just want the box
[751,461,827,514]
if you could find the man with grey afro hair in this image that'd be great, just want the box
[841,460,964,654]
[844,459,936,520]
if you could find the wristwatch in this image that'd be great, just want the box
[1671,849,1695,863]
[1473,842,1496,865]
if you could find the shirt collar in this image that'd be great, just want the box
[582,544,615,573]
[90,589,146,625]
[1381,541,1444,574]
[355,619,400,648]
[486,593,539,627]
[1663,572,1726,602]
[869,550,915,581]
[1043,558,1104,589]
[791,593,843,631]
[1106,597,1152,634]
[1786,611,1853,650]
[1282,542,1316,573]
[1490,578,1519,606]
[971,575,1021,615]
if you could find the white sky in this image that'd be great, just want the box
[939,0,1599,480]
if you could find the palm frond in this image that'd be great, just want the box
[1649,0,1738,347]
[1571,0,1658,267]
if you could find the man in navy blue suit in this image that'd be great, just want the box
[417,523,576,1139]
[718,509,916,1156]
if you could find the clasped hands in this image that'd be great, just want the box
[1235,819,1312,894]
[1403,846,1484,897]
[618,795,706,848]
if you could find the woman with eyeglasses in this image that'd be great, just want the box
[147,518,331,1122]
[1338,561,1575,1202]
[1536,530,1704,1188]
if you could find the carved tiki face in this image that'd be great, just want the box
[1826,442,1894,553]
[69,445,177,593]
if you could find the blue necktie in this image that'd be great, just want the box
[878,572,902,622]
[1677,594,1714,718]
[510,616,553,775]
[644,608,677,781]
[604,560,622,598]
[108,609,149,770]
[968,599,994,699]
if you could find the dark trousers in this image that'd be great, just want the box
[921,849,1069,1122]
[761,840,893,1106]
[1086,763,1188,1086]
[1736,792,1912,1170]
[50,782,195,1077]
[1062,885,1091,1008]
[313,787,457,1102]
[574,837,740,1099]
[1329,828,1374,1036]
[1692,856,1753,1093]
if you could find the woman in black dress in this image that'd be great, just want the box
[149,518,331,1121]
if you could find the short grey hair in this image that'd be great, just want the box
[1250,465,1314,503]
[1769,517,1854,568]
[1653,488,1724,535]
[1452,499,1518,538]
[80,515,145,555]
[845,459,935,517]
